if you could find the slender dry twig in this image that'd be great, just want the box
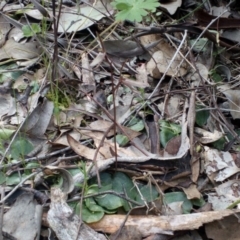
[0,187,4,240]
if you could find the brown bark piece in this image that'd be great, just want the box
[89,210,240,237]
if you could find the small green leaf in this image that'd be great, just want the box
[196,105,209,127]
[129,120,145,131]
[67,168,82,177]
[127,117,140,127]
[115,2,132,10]
[159,120,181,147]
[115,134,129,147]
[189,38,209,52]
[212,137,226,150]
[112,0,160,22]
[0,128,15,140]
[22,23,41,37]
[81,200,105,223]
[191,197,206,207]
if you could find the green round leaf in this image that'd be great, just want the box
[112,172,137,211]
[95,192,123,210]
[135,184,159,204]
[81,202,104,223]
[10,138,34,159]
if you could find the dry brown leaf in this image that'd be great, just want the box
[182,184,201,200]
[67,134,104,160]
[135,64,150,88]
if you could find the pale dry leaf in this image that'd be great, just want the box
[166,95,183,117]
[194,127,223,144]
[89,120,115,137]
[147,42,188,78]
[25,9,44,20]
[202,146,239,181]
[220,89,240,119]
[72,64,81,80]
[135,64,150,88]
[212,6,230,18]
[161,0,182,15]
[90,52,106,68]
[3,193,41,240]
[0,94,13,118]
[185,62,209,86]
[208,180,240,210]
[55,1,113,33]
[0,39,41,60]
[82,52,94,86]
[21,99,53,137]
[214,166,240,182]
[0,15,11,39]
